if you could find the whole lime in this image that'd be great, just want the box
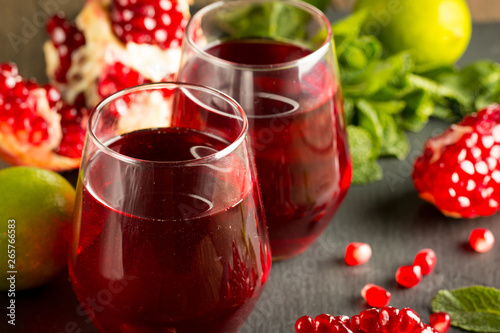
[354,0,472,68]
[0,167,75,290]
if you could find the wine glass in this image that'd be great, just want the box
[179,0,352,260]
[69,82,271,333]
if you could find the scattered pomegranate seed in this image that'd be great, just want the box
[315,313,336,332]
[397,308,422,332]
[345,242,372,266]
[295,315,316,333]
[413,249,437,275]
[395,265,422,288]
[469,228,495,253]
[335,315,350,327]
[350,315,361,331]
[295,307,442,333]
[429,312,451,333]
[360,308,382,332]
[380,307,399,333]
[361,284,392,308]
[412,104,500,218]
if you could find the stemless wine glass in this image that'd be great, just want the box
[179,0,352,260]
[69,82,271,333]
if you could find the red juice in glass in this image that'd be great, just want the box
[180,39,352,259]
[69,83,271,333]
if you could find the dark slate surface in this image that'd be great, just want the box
[1,1,499,332]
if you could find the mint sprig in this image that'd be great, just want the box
[431,286,500,332]
[332,11,500,184]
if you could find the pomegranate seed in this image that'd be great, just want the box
[345,242,372,266]
[110,0,188,50]
[380,307,399,333]
[469,228,495,253]
[334,322,353,333]
[413,324,437,333]
[315,313,336,333]
[429,312,451,333]
[359,308,381,333]
[395,265,422,288]
[397,308,421,333]
[350,315,361,331]
[334,315,350,327]
[0,63,17,75]
[46,13,86,83]
[361,284,392,308]
[413,249,437,275]
[97,62,149,99]
[295,315,316,333]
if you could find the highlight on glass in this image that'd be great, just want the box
[69,82,272,333]
[179,0,352,260]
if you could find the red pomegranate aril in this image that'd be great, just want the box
[395,265,422,288]
[361,284,392,308]
[429,312,451,333]
[413,249,437,275]
[295,307,444,333]
[315,313,336,333]
[97,62,149,99]
[110,0,188,50]
[469,228,495,253]
[28,116,49,145]
[46,13,86,83]
[335,315,350,327]
[334,322,354,333]
[360,308,381,333]
[350,315,361,331]
[295,315,316,333]
[380,307,399,333]
[397,308,421,333]
[345,242,372,266]
[0,63,17,75]
[413,324,437,333]
[45,85,62,108]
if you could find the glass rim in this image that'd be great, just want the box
[185,0,333,71]
[88,82,249,166]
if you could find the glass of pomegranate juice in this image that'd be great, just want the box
[69,82,272,333]
[179,0,352,260]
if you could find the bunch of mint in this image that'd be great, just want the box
[334,10,500,184]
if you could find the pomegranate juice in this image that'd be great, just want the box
[181,39,352,259]
[70,127,271,333]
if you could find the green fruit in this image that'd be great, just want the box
[354,0,472,68]
[0,167,75,290]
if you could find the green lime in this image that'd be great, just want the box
[0,167,75,290]
[354,0,472,68]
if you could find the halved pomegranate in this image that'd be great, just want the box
[0,0,190,170]
[44,0,190,108]
[0,63,87,171]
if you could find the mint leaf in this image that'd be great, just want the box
[347,125,376,164]
[347,125,382,184]
[431,286,500,333]
[351,160,383,185]
[356,99,383,155]
[378,112,409,159]
[400,89,434,132]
